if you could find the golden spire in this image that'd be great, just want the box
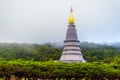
[68,7,75,24]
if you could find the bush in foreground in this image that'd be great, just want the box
[0,60,120,80]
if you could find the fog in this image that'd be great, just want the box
[0,0,120,43]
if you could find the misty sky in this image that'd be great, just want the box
[0,0,120,43]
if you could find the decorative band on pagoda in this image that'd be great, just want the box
[64,40,80,43]
[64,45,80,47]
[68,24,76,27]
[63,49,80,51]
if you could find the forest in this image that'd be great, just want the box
[0,42,120,62]
[0,42,120,80]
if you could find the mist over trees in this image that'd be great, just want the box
[0,42,119,62]
[0,42,120,79]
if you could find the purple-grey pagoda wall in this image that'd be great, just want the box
[60,24,86,63]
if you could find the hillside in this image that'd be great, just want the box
[0,42,119,62]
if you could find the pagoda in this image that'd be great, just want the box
[60,8,86,63]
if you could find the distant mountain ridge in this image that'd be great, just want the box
[101,42,120,50]
[0,41,119,62]
[46,41,120,50]
[0,41,119,50]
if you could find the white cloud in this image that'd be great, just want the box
[0,0,120,43]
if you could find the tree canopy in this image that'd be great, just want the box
[0,42,120,62]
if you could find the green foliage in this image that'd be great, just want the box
[0,43,61,61]
[0,60,120,79]
[0,42,120,62]
[80,42,120,62]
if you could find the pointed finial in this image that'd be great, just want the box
[68,7,75,24]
